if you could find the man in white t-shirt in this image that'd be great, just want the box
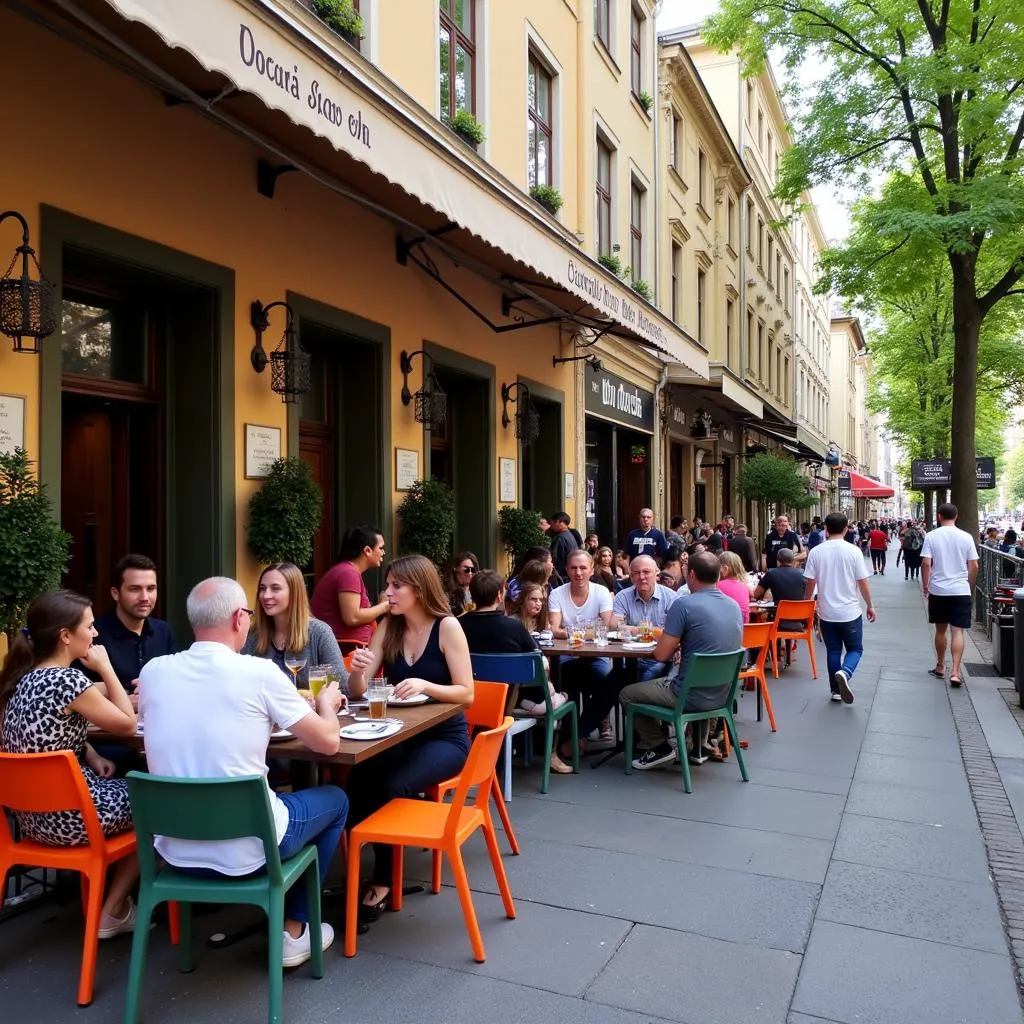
[803,512,876,705]
[547,549,615,759]
[920,503,979,687]
[141,577,349,968]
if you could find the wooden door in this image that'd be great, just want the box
[299,426,334,584]
[617,434,650,546]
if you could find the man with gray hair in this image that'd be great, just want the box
[140,577,348,966]
[626,508,669,561]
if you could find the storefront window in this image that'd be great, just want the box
[61,294,147,383]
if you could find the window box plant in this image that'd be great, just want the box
[631,278,653,301]
[529,184,564,216]
[448,108,485,149]
[310,0,363,47]
[247,456,323,567]
[638,90,654,115]
[598,252,624,277]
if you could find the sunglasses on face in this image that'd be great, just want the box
[459,565,477,574]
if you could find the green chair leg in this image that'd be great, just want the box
[569,707,579,772]
[177,901,194,974]
[678,718,694,793]
[724,712,749,781]
[124,893,155,1024]
[540,715,554,794]
[624,706,635,773]
[305,857,324,980]
[267,899,285,1024]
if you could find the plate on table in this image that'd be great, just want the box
[622,641,658,651]
[604,631,623,642]
[388,693,429,706]
[340,720,403,740]
[269,728,292,741]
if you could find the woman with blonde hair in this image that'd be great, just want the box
[346,554,474,923]
[717,550,752,623]
[243,562,346,689]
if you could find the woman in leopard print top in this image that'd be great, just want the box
[0,589,142,938]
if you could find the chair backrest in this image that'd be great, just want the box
[773,599,816,631]
[674,650,745,712]
[444,717,513,843]
[126,773,284,884]
[470,651,546,687]
[741,622,773,672]
[465,680,509,731]
[0,751,106,848]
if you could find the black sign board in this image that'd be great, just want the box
[911,457,996,490]
[837,470,851,491]
[584,363,655,433]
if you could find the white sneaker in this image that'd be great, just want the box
[834,669,854,704]
[98,896,137,940]
[282,921,335,968]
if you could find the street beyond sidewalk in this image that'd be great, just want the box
[1,544,1022,1023]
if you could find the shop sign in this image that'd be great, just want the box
[910,459,951,489]
[977,457,996,490]
[838,470,851,491]
[718,425,736,452]
[814,478,828,492]
[584,364,655,433]
[666,400,689,437]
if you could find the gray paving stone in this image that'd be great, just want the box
[867,708,958,741]
[833,813,991,883]
[817,860,1006,953]
[853,750,971,796]
[788,1015,845,1024]
[792,920,1020,1024]
[739,740,860,778]
[737,765,851,796]
[585,924,800,1024]
[845,779,980,830]
[859,730,961,762]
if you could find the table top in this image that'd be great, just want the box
[88,701,463,767]
[540,638,661,658]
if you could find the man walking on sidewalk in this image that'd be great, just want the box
[803,512,876,704]
[921,502,979,688]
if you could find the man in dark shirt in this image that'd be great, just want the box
[548,512,580,584]
[806,519,825,551]
[727,525,758,573]
[754,547,806,628]
[458,570,539,654]
[761,515,804,571]
[93,553,176,702]
[626,508,669,561]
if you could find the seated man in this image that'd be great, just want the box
[612,556,678,682]
[140,577,348,967]
[754,546,808,661]
[459,570,539,654]
[620,552,742,770]
[658,552,688,593]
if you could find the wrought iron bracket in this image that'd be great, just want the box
[257,160,299,199]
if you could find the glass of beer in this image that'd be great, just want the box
[308,664,330,700]
[367,679,388,721]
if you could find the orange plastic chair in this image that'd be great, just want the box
[0,751,137,1006]
[345,717,516,963]
[770,599,818,679]
[739,621,777,731]
[428,681,519,893]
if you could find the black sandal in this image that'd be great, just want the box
[359,885,390,925]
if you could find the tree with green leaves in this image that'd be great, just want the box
[705,0,1024,542]
[1003,445,1024,512]
[737,452,817,516]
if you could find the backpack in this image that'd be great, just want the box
[903,530,922,552]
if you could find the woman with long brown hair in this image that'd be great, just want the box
[242,562,346,689]
[593,546,618,593]
[346,554,474,923]
[443,551,480,615]
[0,590,140,936]
[513,582,549,633]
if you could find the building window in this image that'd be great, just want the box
[768,334,775,391]
[757,217,765,268]
[767,130,773,169]
[630,180,644,280]
[527,51,553,189]
[671,242,681,323]
[776,252,782,295]
[595,0,610,51]
[757,107,764,149]
[767,237,774,283]
[783,267,790,310]
[746,309,755,370]
[696,268,706,343]
[746,81,754,124]
[784,355,790,402]
[671,109,683,172]
[727,197,736,249]
[630,6,643,97]
[746,199,755,253]
[757,320,765,379]
[439,0,475,121]
[726,298,735,365]
[697,148,708,209]
[596,136,612,256]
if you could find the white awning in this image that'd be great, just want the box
[721,374,764,419]
[98,0,709,377]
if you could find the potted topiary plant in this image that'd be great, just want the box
[497,506,549,575]
[310,0,364,46]
[247,456,322,567]
[448,108,485,149]
[0,448,72,651]
[638,90,654,115]
[396,477,457,569]
[529,184,564,216]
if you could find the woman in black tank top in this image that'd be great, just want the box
[346,554,474,923]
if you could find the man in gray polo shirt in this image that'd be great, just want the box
[620,552,743,770]
[612,555,678,682]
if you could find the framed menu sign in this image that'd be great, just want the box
[245,423,281,479]
[0,394,25,455]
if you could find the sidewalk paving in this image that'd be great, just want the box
[3,545,1023,1023]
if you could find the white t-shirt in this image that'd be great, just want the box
[547,582,613,625]
[139,641,314,875]
[920,525,978,596]
[802,538,869,623]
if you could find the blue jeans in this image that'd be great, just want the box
[819,616,863,684]
[175,785,348,925]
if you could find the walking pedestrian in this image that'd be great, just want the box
[900,521,924,580]
[802,512,876,704]
[920,503,979,688]
[868,522,889,574]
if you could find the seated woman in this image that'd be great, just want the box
[444,551,480,615]
[346,554,474,923]
[504,556,553,613]
[614,550,631,585]
[243,562,347,691]
[593,546,618,594]
[717,551,752,623]
[0,590,139,937]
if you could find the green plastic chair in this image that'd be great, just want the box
[624,650,748,793]
[471,652,579,794]
[124,773,326,1024]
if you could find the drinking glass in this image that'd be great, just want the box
[367,678,389,721]
[570,623,585,647]
[583,620,596,643]
[594,620,608,645]
[284,655,306,687]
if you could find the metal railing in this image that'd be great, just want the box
[975,545,1024,633]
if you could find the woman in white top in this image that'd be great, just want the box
[547,550,617,759]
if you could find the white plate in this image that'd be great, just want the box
[622,641,658,651]
[388,693,429,706]
[605,631,621,640]
[269,728,292,740]
[340,721,403,740]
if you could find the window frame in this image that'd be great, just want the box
[630,179,644,280]
[629,5,643,98]
[596,135,613,257]
[438,0,476,121]
[671,241,682,324]
[595,0,611,52]
[696,267,706,344]
[697,148,708,211]
[527,49,554,190]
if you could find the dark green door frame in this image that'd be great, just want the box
[517,375,564,514]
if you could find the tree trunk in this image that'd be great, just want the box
[950,261,981,544]
[924,490,934,527]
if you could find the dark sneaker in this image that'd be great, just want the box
[632,744,676,770]
[835,669,854,704]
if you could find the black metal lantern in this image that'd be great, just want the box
[250,299,310,403]
[501,381,540,444]
[0,210,56,353]
[400,350,447,430]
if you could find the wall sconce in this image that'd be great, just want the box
[0,210,56,353]
[501,381,540,444]
[250,300,311,403]
[400,349,447,430]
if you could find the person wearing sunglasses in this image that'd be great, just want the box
[443,551,481,615]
